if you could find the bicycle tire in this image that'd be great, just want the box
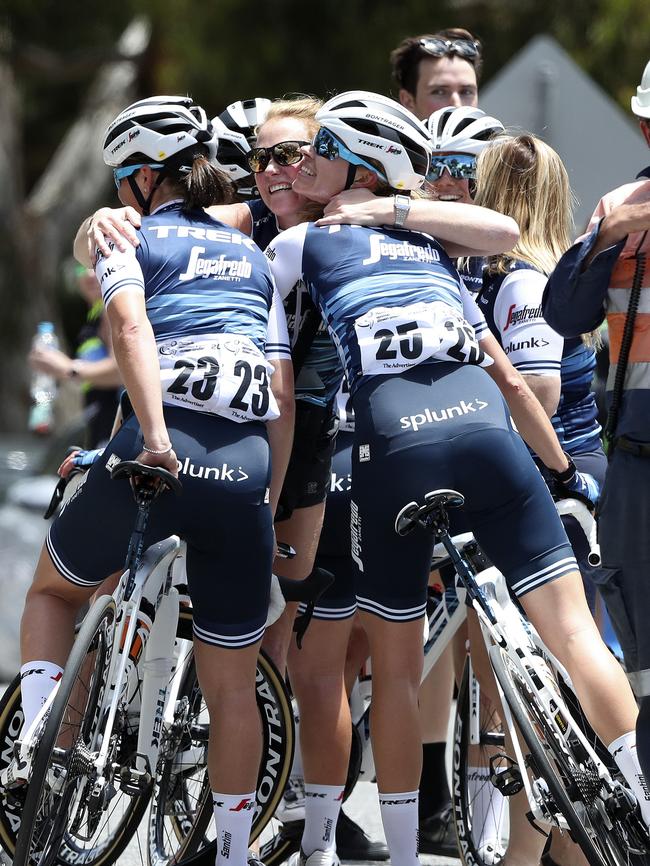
[488,643,632,866]
[452,657,508,866]
[147,610,294,866]
[14,596,149,866]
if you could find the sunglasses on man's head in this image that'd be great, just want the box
[246,141,308,174]
[419,38,481,60]
[426,153,477,183]
[312,128,387,182]
[113,163,164,190]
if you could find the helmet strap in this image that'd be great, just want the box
[126,168,168,216]
[343,162,357,191]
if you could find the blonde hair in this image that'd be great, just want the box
[474,133,599,347]
[258,94,323,140]
[474,133,575,276]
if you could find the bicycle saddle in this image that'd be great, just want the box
[111,460,183,498]
[395,489,465,536]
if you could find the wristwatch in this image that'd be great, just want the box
[393,194,411,229]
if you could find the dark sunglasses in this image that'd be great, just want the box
[419,38,481,60]
[427,153,477,183]
[247,141,308,174]
[312,128,387,182]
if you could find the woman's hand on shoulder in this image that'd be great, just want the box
[316,189,390,227]
[89,206,141,260]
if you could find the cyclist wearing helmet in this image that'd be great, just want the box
[390,27,482,119]
[265,90,647,866]
[217,97,272,200]
[20,95,293,866]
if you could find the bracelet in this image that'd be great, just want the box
[142,444,173,455]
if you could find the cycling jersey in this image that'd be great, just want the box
[480,262,601,454]
[267,220,576,621]
[248,198,343,407]
[265,222,491,395]
[49,201,286,649]
[96,201,290,425]
[458,255,484,295]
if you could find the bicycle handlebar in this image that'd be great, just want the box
[554,496,601,566]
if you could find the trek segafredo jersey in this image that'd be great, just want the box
[247,197,343,407]
[480,261,601,454]
[265,221,492,394]
[96,202,289,424]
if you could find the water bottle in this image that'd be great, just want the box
[28,321,59,435]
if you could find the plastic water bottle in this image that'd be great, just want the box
[28,321,59,435]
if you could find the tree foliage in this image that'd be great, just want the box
[0,0,648,431]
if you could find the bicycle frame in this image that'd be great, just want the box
[94,535,182,789]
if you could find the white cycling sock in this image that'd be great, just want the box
[20,661,64,733]
[608,731,650,826]
[301,783,344,856]
[378,790,420,866]
[213,792,256,866]
[466,766,507,858]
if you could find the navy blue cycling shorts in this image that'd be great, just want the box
[309,431,357,620]
[350,363,577,622]
[47,406,274,649]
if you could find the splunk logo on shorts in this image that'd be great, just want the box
[400,398,489,431]
[177,457,250,482]
[503,302,543,331]
[362,233,441,266]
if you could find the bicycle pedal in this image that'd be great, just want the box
[118,765,152,795]
[489,754,523,796]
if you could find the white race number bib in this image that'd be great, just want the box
[158,333,279,423]
[354,301,490,376]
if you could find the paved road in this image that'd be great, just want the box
[115,780,460,866]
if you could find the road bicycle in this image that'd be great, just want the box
[0,461,329,866]
[397,489,649,866]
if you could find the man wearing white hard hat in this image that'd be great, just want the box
[543,60,650,784]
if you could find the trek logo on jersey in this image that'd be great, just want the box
[503,303,543,331]
[400,398,489,431]
[177,458,250,483]
[362,234,441,266]
[179,246,252,281]
[148,225,258,250]
[504,336,549,354]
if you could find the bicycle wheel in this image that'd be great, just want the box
[14,595,148,866]
[452,657,509,866]
[489,643,638,866]
[147,611,294,866]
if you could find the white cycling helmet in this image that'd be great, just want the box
[103,95,218,167]
[631,60,650,118]
[218,97,272,145]
[427,106,504,155]
[315,90,432,191]
[210,116,252,181]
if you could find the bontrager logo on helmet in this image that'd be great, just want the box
[102,96,218,168]
[210,117,252,181]
[315,90,431,191]
[426,106,504,155]
[218,97,272,145]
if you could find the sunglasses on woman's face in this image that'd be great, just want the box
[427,153,477,183]
[419,38,481,60]
[113,162,164,190]
[246,141,308,174]
[312,128,387,182]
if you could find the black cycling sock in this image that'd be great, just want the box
[418,742,450,819]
